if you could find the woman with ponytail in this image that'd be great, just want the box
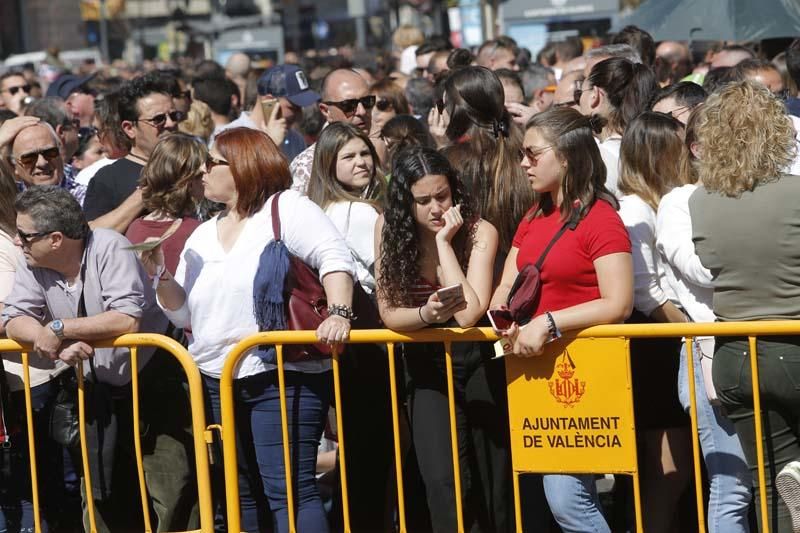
[577,57,659,196]
[436,66,534,258]
[491,107,633,532]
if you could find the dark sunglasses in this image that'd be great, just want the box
[375,98,392,112]
[206,156,229,171]
[78,126,98,142]
[17,228,53,245]
[323,95,376,116]
[4,84,31,96]
[137,110,186,128]
[14,146,60,169]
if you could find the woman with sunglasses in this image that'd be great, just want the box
[125,133,205,275]
[490,107,632,532]
[140,127,356,533]
[71,127,106,171]
[376,146,508,532]
[576,57,658,197]
[369,79,410,165]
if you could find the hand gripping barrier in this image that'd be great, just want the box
[220,322,800,533]
[0,334,214,533]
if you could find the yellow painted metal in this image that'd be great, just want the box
[276,345,297,533]
[632,469,643,533]
[77,368,98,533]
[386,342,408,533]
[130,347,153,532]
[443,341,464,533]
[512,472,522,533]
[685,338,707,533]
[20,351,42,533]
[331,348,352,532]
[749,336,770,533]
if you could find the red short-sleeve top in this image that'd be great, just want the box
[512,200,630,318]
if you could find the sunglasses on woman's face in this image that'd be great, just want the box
[206,155,229,171]
[375,98,392,112]
[322,95,376,116]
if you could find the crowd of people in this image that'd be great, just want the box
[1,23,800,533]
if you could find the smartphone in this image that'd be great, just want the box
[435,283,464,303]
[260,95,278,120]
[487,309,515,332]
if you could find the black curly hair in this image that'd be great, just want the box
[378,146,477,308]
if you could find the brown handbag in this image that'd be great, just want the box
[266,192,379,362]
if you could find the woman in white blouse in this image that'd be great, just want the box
[306,122,394,529]
[617,111,692,532]
[141,127,357,533]
[655,110,751,533]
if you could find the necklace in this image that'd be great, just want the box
[127,152,148,164]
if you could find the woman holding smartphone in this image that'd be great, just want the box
[490,107,632,532]
[375,146,511,532]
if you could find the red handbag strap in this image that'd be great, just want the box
[270,191,283,242]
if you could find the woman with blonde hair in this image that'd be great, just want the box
[689,80,799,532]
[126,132,206,274]
[178,99,215,144]
[655,109,752,532]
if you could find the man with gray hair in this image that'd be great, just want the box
[2,186,195,532]
[0,117,85,201]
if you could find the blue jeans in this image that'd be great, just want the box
[203,370,332,533]
[678,342,751,533]
[542,474,609,533]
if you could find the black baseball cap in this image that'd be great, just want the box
[257,64,319,107]
[46,73,96,100]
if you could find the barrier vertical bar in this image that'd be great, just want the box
[685,338,707,532]
[632,473,644,533]
[276,344,297,533]
[77,367,98,533]
[443,341,464,533]
[20,351,42,533]
[331,347,352,532]
[129,347,153,532]
[512,472,522,533]
[386,342,407,533]
[749,336,770,533]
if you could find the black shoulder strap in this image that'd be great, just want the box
[533,209,579,270]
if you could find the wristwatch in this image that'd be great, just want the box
[327,304,357,321]
[49,319,65,339]
[544,312,562,342]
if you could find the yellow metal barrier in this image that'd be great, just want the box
[0,334,214,533]
[220,321,800,533]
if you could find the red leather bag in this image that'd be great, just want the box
[269,193,380,362]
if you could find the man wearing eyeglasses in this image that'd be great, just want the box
[0,72,31,115]
[83,73,183,233]
[290,68,373,193]
[2,186,195,533]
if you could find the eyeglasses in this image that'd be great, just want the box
[13,146,60,169]
[573,85,587,105]
[665,105,692,119]
[521,145,554,164]
[322,95,376,116]
[17,228,52,245]
[553,100,578,108]
[774,88,790,102]
[78,126,98,142]
[206,155,229,171]
[3,84,31,96]
[136,110,186,129]
[376,98,392,112]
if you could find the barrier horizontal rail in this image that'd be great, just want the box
[0,334,213,533]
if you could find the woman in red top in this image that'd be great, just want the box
[125,132,205,274]
[490,107,633,532]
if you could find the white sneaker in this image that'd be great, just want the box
[776,461,800,531]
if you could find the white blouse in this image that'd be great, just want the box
[324,201,379,294]
[160,190,357,379]
[618,194,677,316]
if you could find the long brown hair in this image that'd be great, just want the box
[307,122,385,211]
[526,107,617,221]
[618,111,685,210]
[139,133,207,218]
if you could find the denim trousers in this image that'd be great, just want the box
[542,474,609,533]
[713,336,800,533]
[203,369,332,533]
[677,341,751,533]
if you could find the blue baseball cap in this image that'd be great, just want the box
[45,73,96,100]
[257,64,319,107]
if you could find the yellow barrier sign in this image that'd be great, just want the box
[505,337,637,474]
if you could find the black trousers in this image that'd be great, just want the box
[404,341,513,533]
